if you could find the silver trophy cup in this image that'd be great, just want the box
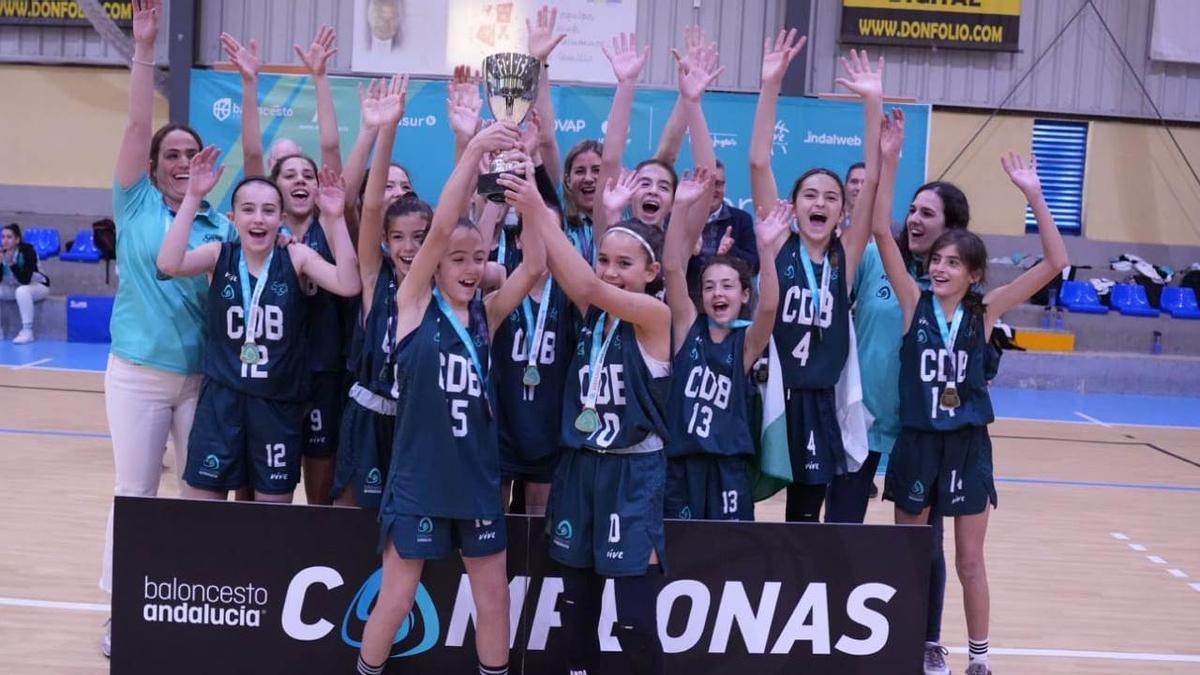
[478,52,541,202]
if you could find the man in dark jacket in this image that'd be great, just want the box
[686,160,759,299]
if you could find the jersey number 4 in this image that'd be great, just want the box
[791,332,812,366]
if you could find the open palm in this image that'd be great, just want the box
[187,146,224,198]
[761,28,806,86]
[527,5,567,61]
[1002,152,1042,194]
[835,48,884,100]
[756,200,794,253]
[220,33,260,80]
[602,33,649,83]
[294,25,337,76]
[602,169,637,213]
[131,0,161,46]
[316,167,346,216]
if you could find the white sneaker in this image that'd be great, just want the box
[101,618,111,658]
[12,328,33,344]
[924,643,950,675]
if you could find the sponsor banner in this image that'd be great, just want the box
[841,0,1021,52]
[113,497,930,674]
[350,0,638,85]
[189,69,930,224]
[0,0,132,26]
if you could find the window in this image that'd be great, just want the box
[1026,119,1087,235]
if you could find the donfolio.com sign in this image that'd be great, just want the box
[113,497,930,674]
[841,0,1021,52]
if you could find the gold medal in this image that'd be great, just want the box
[523,364,541,387]
[940,384,961,409]
[240,342,261,365]
[574,406,600,433]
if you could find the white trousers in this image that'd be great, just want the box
[0,282,49,327]
[99,354,202,593]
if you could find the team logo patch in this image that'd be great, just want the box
[202,454,220,471]
[416,517,434,543]
[365,468,382,487]
[910,480,925,497]
[876,286,892,300]
[689,346,700,362]
[784,264,796,280]
[270,281,289,297]
[917,328,928,344]
[554,519,573,541]
[203,233,224,243]
[679,506,693,520]
[221,284,235,301]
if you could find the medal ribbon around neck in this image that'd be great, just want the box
[433,287,487,402]
[520,276,554,387]
[708,317,752,330]
[793,234,831,329]
[238,247,275,362]
[932,298,965,387]
[576,311,620,433]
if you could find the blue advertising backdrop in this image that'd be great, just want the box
[189,69,929,222]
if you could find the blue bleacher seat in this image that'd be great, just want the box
[24,228,61,259]
[1059,281,1108,314]
[1111,284,1159,317]
[60,230,102,263]
[1161,286,1200,320]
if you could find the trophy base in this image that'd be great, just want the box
[477,169,525,203]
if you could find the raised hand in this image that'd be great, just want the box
[357,78,386,129]
[602,32,650,84]
[717,226,735,255]
[756,199,794,253]
[131,0,161,47]
[363,74,409,129]
[761,28,806,87]
[1001,151,1042,196]
[519,110,543,157]
[186,146,224,198]
[602,168,638,214]
[880,108,906,163]
[316,166,347,217]
[527,4,567,62]
[220,33,260,81]
[469,121,521,155]
[448,65,483,141]
[294,25,338,77]
[834,48,884,101]
[675,167,713,205]
[497,160,542,213]
[673,41,723,101]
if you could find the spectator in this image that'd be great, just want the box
[686,159,759,297]
[0,224,50,344]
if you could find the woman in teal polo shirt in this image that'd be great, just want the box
[97,0,236,657]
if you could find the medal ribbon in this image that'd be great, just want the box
[707,317,752,330]
[932,298,965,386]
[796,237,831,328]
[583,312,620,411]
[238,247,275,346]
[433,287,487,394]
[522,276,554,370]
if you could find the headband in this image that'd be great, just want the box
[602,226,657,264]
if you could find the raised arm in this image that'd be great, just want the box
[342,78,385,241]
[872,110,921,327]
[115,0,161,189]
[396,123,520,313]
[486,165,550,333]
[447,65,483,165]
[220,33,265,177]
[598,168,637,234]
[294,25,343,175]
[834,49,885,287]
[744,200,793,372]
[357,75,408,309]
[527,4,567,186]
[750,29,806,214]
[293,167,360,297]
[654,26,709,165]
[156,146,223,278]
[594,32,649,239]
[663,169,712,352]
[673,38,723,174]
[983,152,1070,325]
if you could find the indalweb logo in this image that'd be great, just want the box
[803,130,862,147]
[142,576,268,627]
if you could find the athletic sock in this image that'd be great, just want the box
[968,637,989,664]
[356,654,385,675]
[614,567,664,675]
[479,664,509,675]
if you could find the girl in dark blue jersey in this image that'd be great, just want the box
[156,148,362,503]
[357,123,548,675]
[332,76,429,509]
[873,113,1070,675]
[662,169,792,521]
[750,37,884,522]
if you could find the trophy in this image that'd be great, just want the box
[477,52,541,202]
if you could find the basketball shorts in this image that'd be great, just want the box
[332,394,396,509]
[884,425,997,517]
[784,387,847,486]
[383,513,507,560]
[303,371,346,457]
[664,454,754,521]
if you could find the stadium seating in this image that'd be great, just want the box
[59,230,102,263]
[1111,284,1160,317]
[24,228,61,259]
[1059,280,1108,314]
[1161,286,1200,320]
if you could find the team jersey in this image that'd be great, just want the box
[899,291,995,431]
[492,279,579,461]
[204,243,307,401]
[772,235,850,389]
[386,295,500,520]
[297,219,344,373]
[668,317,754,458]
[354,259,399,398]
[561,307,670,452]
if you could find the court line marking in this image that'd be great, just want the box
[0,597,109,612]
[0,426,111,439]
[1129,543,1148,551]
[996,477,1200,493]
[1110,532,1129,540]
[1191,583,1200,592]
[999,415,1200,431]
[1074,411,1112,427]
[946,646,1200,663]
[1168,568,1188,578]
[11,357,53,369]
[1070,411,1200,471]
[1147,555,1166,564]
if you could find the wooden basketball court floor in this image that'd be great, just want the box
[1,364,1198,674]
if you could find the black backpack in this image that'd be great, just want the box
[93,218,116,260]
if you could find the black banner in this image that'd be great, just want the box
[113,497,931,674]
[0,0,132,27]
[840,0,1021,53]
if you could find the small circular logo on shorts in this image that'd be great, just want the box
[366,468,382,486]
[417,517,434,535]
[911,480,925,497]
[679,506,693,520]
[554,520,573,540]
[202,454,220,470]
